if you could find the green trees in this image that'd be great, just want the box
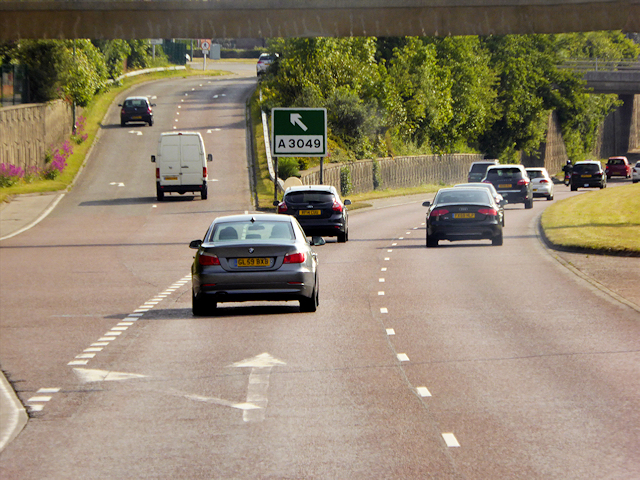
[261,32,639,163]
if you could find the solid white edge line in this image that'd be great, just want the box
[0,370,28,453]
[0,193,65,241]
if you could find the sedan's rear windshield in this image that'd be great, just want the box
[435,189,491,205]
[485,168,524,179]
[573,163,601,174]
[285,192,335,204]
[526,170,545,179]
[209,221,294,242]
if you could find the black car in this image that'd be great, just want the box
[119,96,155,127]
[275,185,351,242]
[483,164,533,209]
[467,160,498,183]
[570,161,606,191]
[423,187,503,247]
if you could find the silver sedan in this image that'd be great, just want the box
[190,213,320,315]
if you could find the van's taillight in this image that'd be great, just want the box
[332,199,343,212]
[430,208,449,217]
[199,254,220,266]
[203,166,208,178]
[478,208,498,216]
[156,167,160,179]
[284,252,305,264]
[277,202,288,213]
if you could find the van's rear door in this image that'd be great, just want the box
[158,135,181,186]
[180,135,204,186]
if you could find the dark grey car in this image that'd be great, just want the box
[276,185,351,242]
[190,214,320,315]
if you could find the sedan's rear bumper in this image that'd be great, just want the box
[428,222,502,242]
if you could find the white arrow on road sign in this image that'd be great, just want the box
[231,352,286,422]
[290,113,308,131]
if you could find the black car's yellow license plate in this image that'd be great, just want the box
[237,257,270,267]
[454,213,476,219]
[581,174,592,178]
[299,210,321,216]
[498,184,512,188]
[132,116,142,119]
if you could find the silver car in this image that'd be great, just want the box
[190,214,320,315]
[526,167,554,200]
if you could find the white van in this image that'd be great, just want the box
[151,132,212,201]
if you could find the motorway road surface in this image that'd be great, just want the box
[1,66,639,478]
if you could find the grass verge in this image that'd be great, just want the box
[0,65,232,204]
[541,183,640,254]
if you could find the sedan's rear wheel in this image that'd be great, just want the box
[337,230,347,243]
[300,284,318,312]
[192,291,215,316]
[426,234,438,248]
[492,232,503,246]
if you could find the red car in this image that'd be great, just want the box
[606,156,631,179]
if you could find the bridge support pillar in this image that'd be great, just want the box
[596,94,638,158]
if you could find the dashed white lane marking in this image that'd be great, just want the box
[384,257,390,261]
[378,291,385,296]
[417,386,432,397]
[75,353,96,359]
[380,308,388,314]
[387,249,393,253]
[397,353,410,362]
[84,347,103,353]
[37,388,60,394]
[398,237,404,240]
[442,433,460,447]
[381,267,387,272]
[379,278,385,283]
[68,360,88,366]
[386,328,395,336]
[392,243,397,246]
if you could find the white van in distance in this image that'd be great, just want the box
[151,132,212,201]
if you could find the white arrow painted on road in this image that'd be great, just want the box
[231,352,286,422]
[290,113,308,131]
[73,368,148,383]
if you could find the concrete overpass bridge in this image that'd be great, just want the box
[565,60,640,95]
[1,0,640,41]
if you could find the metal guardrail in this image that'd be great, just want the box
[560,59,640,72]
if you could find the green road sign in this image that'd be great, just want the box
[271,108,327,157]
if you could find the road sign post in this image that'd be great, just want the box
[271,108,327,186]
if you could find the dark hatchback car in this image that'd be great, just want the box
[275,185,351,242]
[119,96,155,126]
[483,164,533,209]
[423,187,503,247]
[570,161,606,191]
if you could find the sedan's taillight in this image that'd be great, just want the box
[283,252,305,264]
[478,208,498,216]
[430,208,449,217]
[277,202,288,213]
[517,179,529,186]
[199,254,220,266]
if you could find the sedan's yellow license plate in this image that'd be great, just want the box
[299,210,321,216]
[164,175,178,181]
[581,174,592,178]
[132,116,142,119]
[454,213,476,219]
[498,184,512,188]
[237,257,270,267]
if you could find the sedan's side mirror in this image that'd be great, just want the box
[344,199,352,206]
[151,103,157,107]
[422,201,431,207]
[151,155,156,163]
[500,199,508,206]
[273,200,280,207]
[189,240,202,249]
